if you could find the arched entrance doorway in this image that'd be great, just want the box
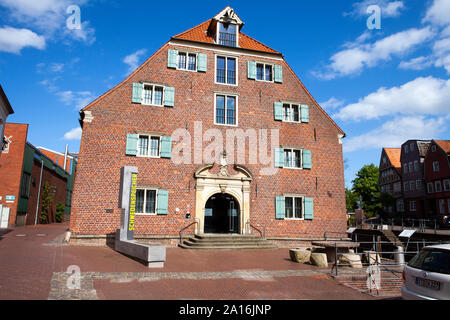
[204,193,240,234]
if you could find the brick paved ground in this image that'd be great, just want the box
[0,223,398,300]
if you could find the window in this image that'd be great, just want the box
[285,196,303,219]
[448,199,450,214]
[20,172,31,198]
[410,201,416,212]
[381,185,385,193]
[433,161,440,172]
[284,149,302,169]
[439,199,446,214]
[427,182,434,193]
[444,179,450,191]
[404,145,409,153]
[382,157,387,164]
[403,163,408,174]
[396,199,404,212]
[414,160,419,172]
[282,103,300,122]
[404,182,409,192]
[256,63,273,82]
[177,52,197,71]
[408,249,450,275]
[138,135,160,157]
[218,22,237,47]
[410,143,414,151]
[416,180,422,190]
[216,56,236,85]
[394,182,401,192]
[435,181,442,193]
[432,145,437,152]
[409,162,413,173]
[215,94,237,126]
[136,188,157,214]
[142,84,164,106]
[410,181,415,191]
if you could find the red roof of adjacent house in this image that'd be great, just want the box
[435,140,450,154]
[384,148,402,171]
[171,19,281,55]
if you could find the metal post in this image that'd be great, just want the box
[335,242,338,276]
[355,234,358,254]
[34,160,44,225]
[375,237,379,265]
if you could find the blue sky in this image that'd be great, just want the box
[1,0,449,187]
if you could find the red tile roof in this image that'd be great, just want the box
[384,148,402,171]
[172,19,281,54]
[435,140,450,154]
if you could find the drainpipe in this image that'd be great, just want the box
[63,144,68,171]
[34,159,44,225]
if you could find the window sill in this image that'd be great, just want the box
[136,213,157,216]
[136,155,161,159]
[214,81,238,87]
[214,122,238,127]
[141,103,165,108]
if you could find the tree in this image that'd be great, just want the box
[345,188,359,212]
[56,202,65,223]
[40,182,54,224]
[352,164,381,218]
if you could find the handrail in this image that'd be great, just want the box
[324,231,347,240]
[179,218,200,245]
[245,219,265,238]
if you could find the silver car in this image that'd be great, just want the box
[402,244,450,300]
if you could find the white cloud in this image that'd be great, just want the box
[398,56,433,70]
[343,116,447,152]
[344,0,405,18]
[123,49,147,75]
[0,0,95,45]
[319,97,345,110]
[334,76,450,121]
[0,26,45,53]
[433,36,450,72]
[422,0,450,26]
[63,127,82,140]
[57,90,94,110]
[315,27,435,79]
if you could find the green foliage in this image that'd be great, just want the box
[345,188,359,212]
[347,215,356,227]
[351,164,381,218]
[56,202,65,223]
[40,181,54,224]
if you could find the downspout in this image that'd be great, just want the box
[34,159,44,225]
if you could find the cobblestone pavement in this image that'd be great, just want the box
[0,223,392,300]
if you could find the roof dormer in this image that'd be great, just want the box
[208,6,244,48]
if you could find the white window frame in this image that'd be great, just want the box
[135,187,158,215]
[255,62,274,82]
[283,148,303,169]
[215,54,238,86]
[410,201,416,212]
[444,179,450,191]
[177,51,198,72]
[432,161,440,172]
[141,83,165,107]
[435,180,442,193]
[282,102,301,123]
[416,180,422,190]
[283,195,304,220]
[215,22,239,47]
[137,134,161,158]
[214,93,238,127]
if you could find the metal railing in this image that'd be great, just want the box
[245,219,266,238]
[178,218,200,245]
[361,217,449,234]
[324,231,348,240]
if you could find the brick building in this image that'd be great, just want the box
[0,85,14,157]
[70,7,347,245]
[424,140,450,218]
[378,148,403,217]
[0,123,71,228]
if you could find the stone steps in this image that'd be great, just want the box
[179,234,277,250]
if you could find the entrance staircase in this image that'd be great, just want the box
[179,234,277,250]
[381,229,404,247]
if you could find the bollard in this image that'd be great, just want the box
[395,246,405,265]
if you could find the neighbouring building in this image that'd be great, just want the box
[0,123,71,228]
[400,140,431,219]
[378,148,403,217]
[70,7,347,246]
[0,85,14,157]
[424,140,450,218]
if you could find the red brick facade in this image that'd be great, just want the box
[70,13,346,239]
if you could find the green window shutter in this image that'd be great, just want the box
[274,65,283,83]
[164,87,175,107]
[157,190,169,215]
[301,104,309,123]
[247,61,256,79]
[274,102,283,121]
[167,49,178,69]
[274,148,285,168]
[275,196,285,220]
[302,150,312,169]
[304,197,314,220]
[125,134,138,156]
[132,83,143,104]
[197,53,207,72]
[160,136,172,158]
